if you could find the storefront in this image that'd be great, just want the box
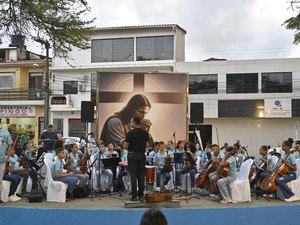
[0,105,44,155]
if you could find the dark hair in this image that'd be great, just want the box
[115,94,151,124]
[22,142,29,150]
[55,147,64,155]
[260,145,268,151]
[159,141,165,146]
[288,138,294,145]
[282,140,292,148]
[184,142,196,153]
[68,143,77,152]
[132,116,141,125]
[225,146,234,152]
[177,140,183,148]
[139,209,168,225]
[211,144,219,149]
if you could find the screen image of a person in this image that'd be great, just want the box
[100,94,152,146]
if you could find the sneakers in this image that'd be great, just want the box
[8,195,21,202]
[21,191,29,197]
[220,199,232,204]
[284,195,299,202]
[156,187,161,192]
[0,200,5,205]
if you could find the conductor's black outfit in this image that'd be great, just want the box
[125,127,149,201]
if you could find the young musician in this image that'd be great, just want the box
[68,143,89,186]
[154,141,171,191]
[95,143,113,193]
[51,147,79,200]
[3,173,22,202]
[278,140,298,202]
[181,142,197,189]
[8,148,38,196]
[217,146,237,204]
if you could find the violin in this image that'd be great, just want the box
[260,155,290,194]
[196,159,218,189]
[145,192,172,202]
[20,153,29,170]
[4,161,10,175]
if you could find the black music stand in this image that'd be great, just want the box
[173,152,183,192]
[101,158,121,169]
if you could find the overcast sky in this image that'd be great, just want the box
[84,0,300,61]
[5,0,299,62]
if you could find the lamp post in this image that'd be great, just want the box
[35,38,50,129]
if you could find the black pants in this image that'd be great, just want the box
[128,152,145,199]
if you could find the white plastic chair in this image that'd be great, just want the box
[231,158,253,203]
[1,180,11,202]
[44,160,68,203]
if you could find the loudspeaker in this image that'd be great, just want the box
[81,101,95,123]
[190,103,204,124]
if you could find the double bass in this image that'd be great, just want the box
[260,155,290,194]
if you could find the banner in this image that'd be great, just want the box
[97,72,188,146]
[0,105,36,117]
[264,99,291,118]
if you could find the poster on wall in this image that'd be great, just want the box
[97,72,188,146]
[264,98,291,118]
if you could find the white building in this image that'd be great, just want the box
[51,24,300,156]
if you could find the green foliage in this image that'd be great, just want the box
[284,1,300,44]
[0,0,95,60]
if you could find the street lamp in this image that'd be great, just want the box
[35,38,50,129]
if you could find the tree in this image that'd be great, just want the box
[285,1,300,44]
[0,0,95,60]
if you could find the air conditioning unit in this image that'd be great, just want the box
[78,75,89,82]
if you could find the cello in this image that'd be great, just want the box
[249,156,267,188]
[260,155,290,194]
[196,159,218,188]
[164,150,173,172]
[80,151,88,174]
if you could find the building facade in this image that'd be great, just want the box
[0,36,48,151]
[50,24,300,156]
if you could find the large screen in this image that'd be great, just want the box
[97,72,188,146]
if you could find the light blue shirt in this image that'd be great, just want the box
[154,151,168,168]
[121,150,128,161]
[9,154,21,169]
[227,155,237,178]
[0,128,13,162]
[69,152,80,169]
[51,157,64,178]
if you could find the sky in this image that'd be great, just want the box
[3,0,300,62]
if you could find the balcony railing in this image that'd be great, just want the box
[0,88,45,101]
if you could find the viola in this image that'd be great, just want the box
[145,192,172,202]
[80,154,88,174]
[260,156,290,194]
[196,159,218,189]
[164,155,173,172]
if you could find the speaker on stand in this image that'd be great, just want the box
[81,101,95,123]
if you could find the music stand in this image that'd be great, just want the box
[101,158,121,168]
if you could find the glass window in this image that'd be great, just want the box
[91,38,134,62]
[69,119,86,137]
[189,74,218,94]
[137,36,174,61]
[226,73,258,93]
[218,100,264,117]
[63,81,78,95]
[262,72,292,93]
[0,72,15,89]
[292,99,300,117]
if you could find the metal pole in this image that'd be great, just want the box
[44,42,50,128]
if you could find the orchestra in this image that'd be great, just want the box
[3,126,300,205]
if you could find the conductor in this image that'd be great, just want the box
[124,116,149,201]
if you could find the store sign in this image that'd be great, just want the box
[0,106,36,117]
[264,99,291,118]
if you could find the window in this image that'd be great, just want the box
[262,72,292,93]
[91,38,134,62]
[218,100,264,117]
[136,36,174,61]
[189,74,218,94]
[0,72,15,89]
[226,73,258,93]
[63,81,78,95]
[292,99,300,117]
[69,119,86,137]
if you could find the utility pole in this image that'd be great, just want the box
[35,38,50,129]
